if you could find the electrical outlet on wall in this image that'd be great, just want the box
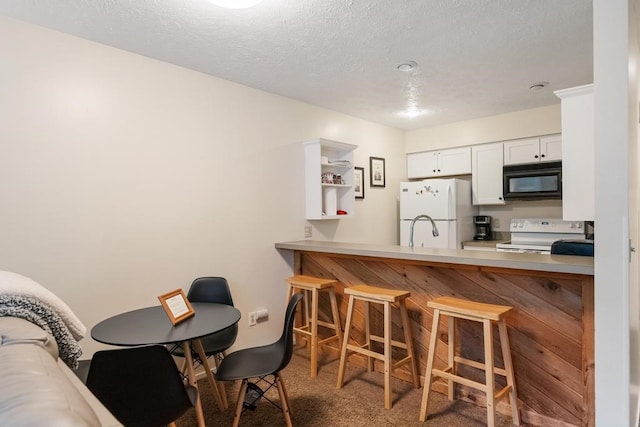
[304,225,312,238]
[248,309,268,326]
[493,218,501,229]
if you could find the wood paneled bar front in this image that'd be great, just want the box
[275,240,594,427]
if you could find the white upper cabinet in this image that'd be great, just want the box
[407,133,562,206]
[555,84,594,221]
[407,147,471,179]
[503,137,540,164]
[407,151,438,179]
[503,134,562,165]
[472,142,505,205]
[540,134,562,161]
[304,138,357,220]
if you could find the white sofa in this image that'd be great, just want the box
[0,271,121,426]
[0,317,121,426]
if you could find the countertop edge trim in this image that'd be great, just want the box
[275,241,594,276]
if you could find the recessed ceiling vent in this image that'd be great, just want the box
[396,61,418,72]
[529,81,549,91]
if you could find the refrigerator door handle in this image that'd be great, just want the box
[447,181,454,216]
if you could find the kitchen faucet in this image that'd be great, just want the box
[409,214,440,248]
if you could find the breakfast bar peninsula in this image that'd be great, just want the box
[275,240,594,427]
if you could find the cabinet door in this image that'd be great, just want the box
[540,134,562,162]
[438,147,472,176]
[407,151,439,178]
[503,137,541,165]
[472,143,505,205]
[556,85,594,220]
[407,147,471,178]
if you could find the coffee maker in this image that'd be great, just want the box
[473,215,493,240]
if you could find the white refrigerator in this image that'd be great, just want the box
[399,178,476,249]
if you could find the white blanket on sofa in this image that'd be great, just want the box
[0,295,83,368]
[0,271,86,340]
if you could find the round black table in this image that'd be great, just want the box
[92,303,240,346]
[91,302,241,427]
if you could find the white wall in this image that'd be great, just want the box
[630,0,640,422]
[404,104,561,153]
[593,0,639,425]
[0,16,404,357]
[627,0,640,423]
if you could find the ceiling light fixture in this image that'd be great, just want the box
[207,0,263,9]
[396,61,425,119]
[398,108,428,118]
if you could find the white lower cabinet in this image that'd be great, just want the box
[472,142,505,205]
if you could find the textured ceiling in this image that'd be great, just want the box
[0,0,593,130]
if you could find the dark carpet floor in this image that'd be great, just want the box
[176,346,515,426]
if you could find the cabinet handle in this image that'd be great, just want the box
[499,196,503,200]
[433,169,436,172]
[437,169,441,172]
[534,155,539,158]
[541,154,546,158]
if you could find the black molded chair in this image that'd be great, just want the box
[216,293,303,427]
[171,277,238,408]
[86,345,197,427]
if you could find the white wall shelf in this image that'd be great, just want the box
[304,138,357,220]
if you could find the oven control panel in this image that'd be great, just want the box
[509,219,584,233]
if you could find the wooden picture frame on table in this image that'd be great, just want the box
[369,157,385,187]
[354,166,365,199]
[158,289,195,325]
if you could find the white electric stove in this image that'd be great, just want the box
[496,218,586,254]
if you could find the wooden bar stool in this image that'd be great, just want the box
[419,296,520,426]
[286,275,343,378]
[336,284,420,409]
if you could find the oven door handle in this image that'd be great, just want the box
[497,247,550,254]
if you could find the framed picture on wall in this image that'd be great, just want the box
[354,167,365,199]
[369,157,385,187]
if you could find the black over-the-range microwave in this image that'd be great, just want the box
[503,161,562,200]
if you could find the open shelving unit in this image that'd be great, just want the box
[304,138,357,220]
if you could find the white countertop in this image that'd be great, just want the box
[275,240,594,276]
